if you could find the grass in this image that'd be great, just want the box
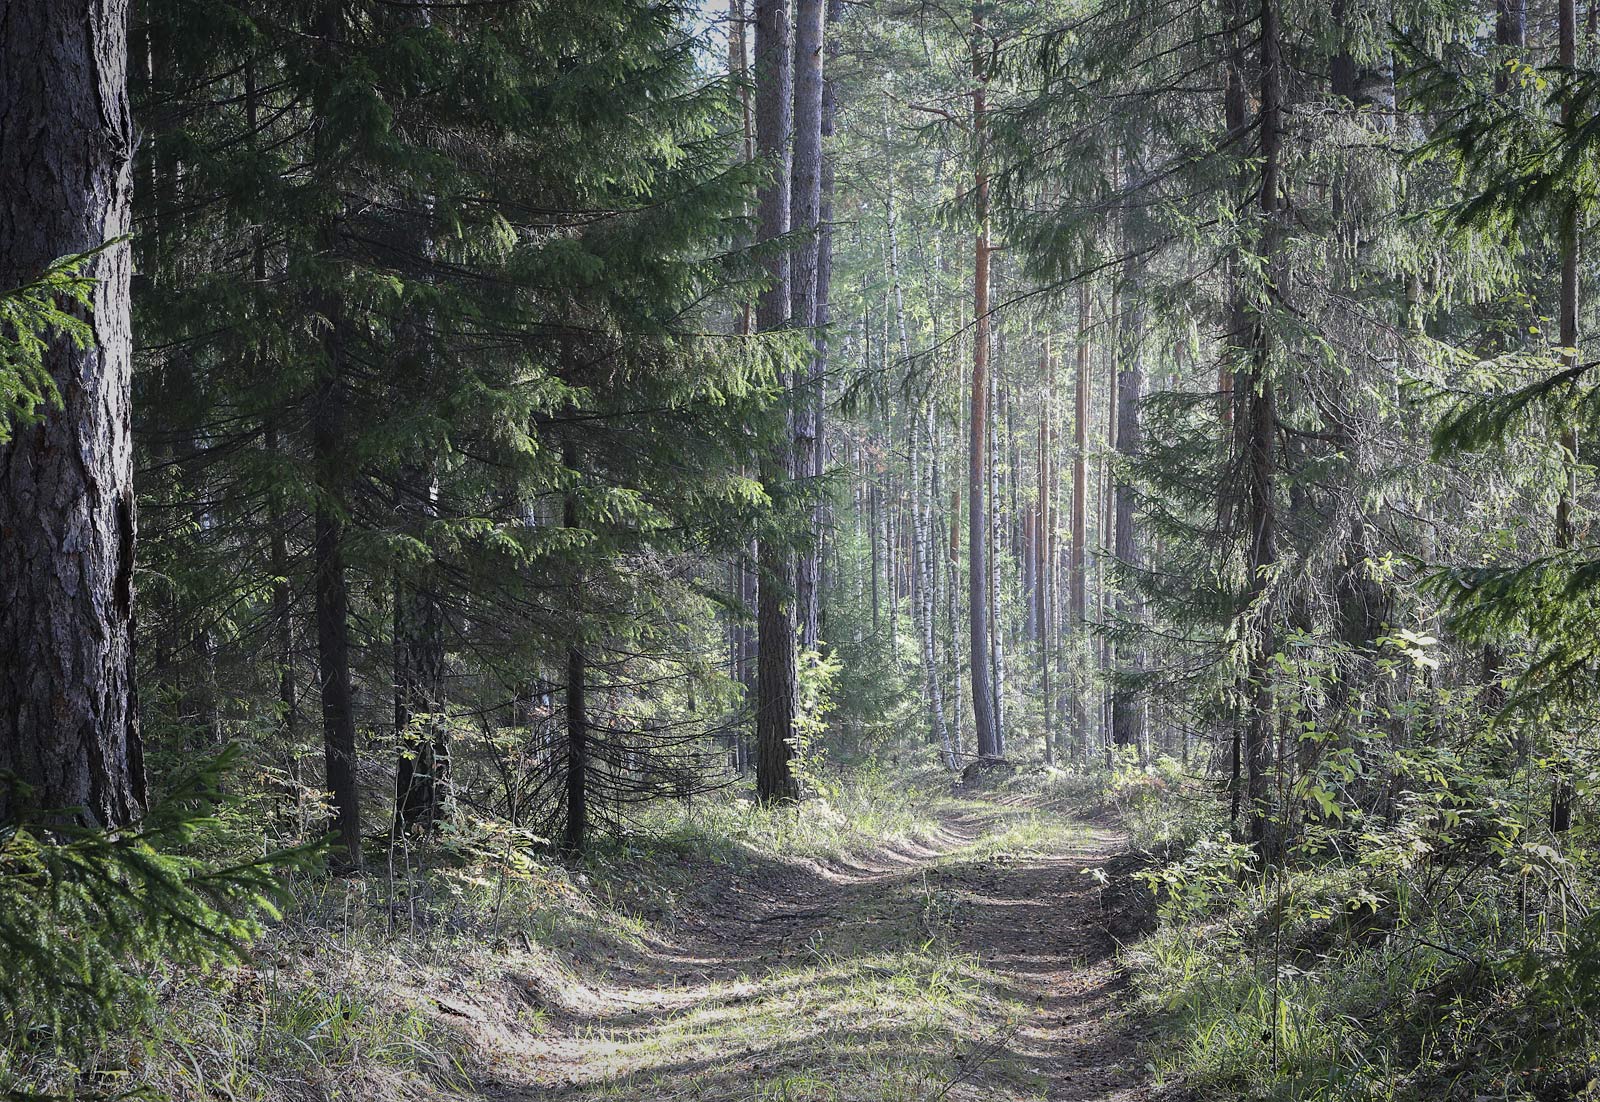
[1122,805,1600,1102]
[628,761,958,864]
[28,765,1069,1102]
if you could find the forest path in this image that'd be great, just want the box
[483,797,1152,1102]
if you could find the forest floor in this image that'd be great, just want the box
[470,793,1159,1102]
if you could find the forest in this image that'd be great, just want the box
[2,0,1599,1097]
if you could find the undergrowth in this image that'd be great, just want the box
[1119,729,1599,1099]
[7,763,984,1101]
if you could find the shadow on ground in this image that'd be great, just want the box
[472,806,1155,1102]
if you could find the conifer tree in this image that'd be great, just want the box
[0,0,146,826]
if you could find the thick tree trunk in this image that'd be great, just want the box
[754,0,799,805]
[969,7,1001,759]
[0,0,145,826]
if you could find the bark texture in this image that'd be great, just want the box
[0,0,146,826]
[754,0,799,804]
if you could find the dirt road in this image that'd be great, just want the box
[486,803,1153,1102]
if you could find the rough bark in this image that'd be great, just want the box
[0,0,146,826]
[754,0,799,805]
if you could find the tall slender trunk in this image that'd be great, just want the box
[313,288,362,869]
[870,477,882,632]
[1224,0,1251,829]
[252,68,299,762]
[394,472,448,831]
[1099,269,1120,762]
[1495,0,1526,95]
[969,6,1000,759]
[949,479,964,754]
[1553,0,1579,833]
[813,0,843,644]
[1070,288,1090,627]
[754,0,799,804]
[791,0,825,651]
[268,427,299,751]
[988,335,1008,747]
[0,0,145,826]
[561,441,588,852]
[912,401,955,766]
[1111,276,1146,753]
[1038,337,1055,761]
[1242,0,1283,862]
[1070,285,1091,758]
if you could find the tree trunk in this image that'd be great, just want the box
[813,0,843,644]
[1038,337,1055,761]
[0,0,146,826]
[1495,0,1526,95]
[1243,0,1284,863]
[1099,270,1119,762]
[1224,0,1250,830]
[313,290,362,870]
[754,0,799,805]
[1070,286,1090,628]
[912,402,955,767]
[394,473,449,832]
[1110,282,1146,753]
[268,428,299,754]
[1553,0,1579,834]
[561,444,588,852]
[969,6,1001,759]
[791,0,825,651]
[988,336,1008,749]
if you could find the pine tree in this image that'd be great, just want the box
[0,0,146,827]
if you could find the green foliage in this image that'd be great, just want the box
[1128,636,1600,1101]
[0,250,99,443]
[0,747,318,1097]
